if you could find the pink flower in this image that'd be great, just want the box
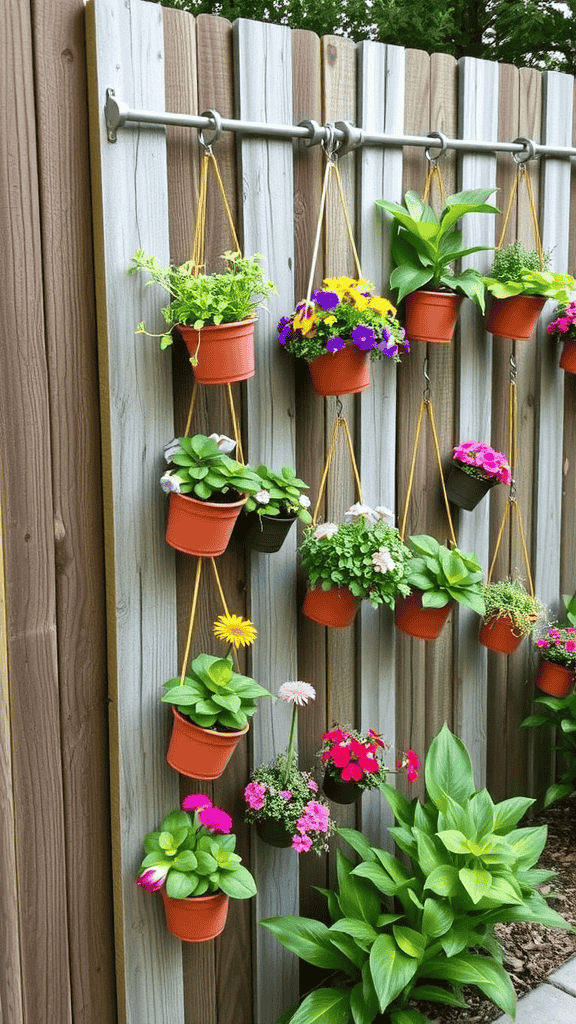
[358,754,379,773]
[341,762,364,782]
[245,781,267,810]
[407,767,419,782]
[308,780,318,791]
[566,641,576,653]
[497,466,512,485]
[548,628,561,640]
[367,728,387,749]
[280,790,293,801]
[199,807,233,833]
[322,728,349,743]
[292,834,313,853]
[566,628,576,634]
[137,865,169,892]
[331,743,351,768]
[407,750,421,769]
[182,793,212,812]
[537,639,551,648]
[278,680,316,705]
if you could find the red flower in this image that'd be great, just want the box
[331,744,351,768]
[358,754,379,773]
[406,750,420,770]
[367,728,387,749]
[341,763,364,782]
[322,728,349,743]
[407,766,419,782]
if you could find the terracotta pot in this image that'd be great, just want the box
[165,490,247,557]
[535,660,575,698]
[308,345,370,396]
[445,463,499,511]
[236,511,297,553]
[478,614,526,654]
[161,888,229,942]
[255,817,293,848]
[405,290,463,343]
[177,318,256,384]
[486,295,546,341]
[559,338,576,375]
[167,708,249,780]
[322,768,363,804]
[395,590,455,640]
[302,586,361,628]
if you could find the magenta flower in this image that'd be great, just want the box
[548,628,561,640]
[331,743,351,768]
[341,762,364,782]
[566,641,576,653]
[327,335,345,353]
[308,780,318,791]
[352,324,376,351]
[199,807,233,833]
[292,834,313,853]
[312,289,340,311]
[497,466,512,485]
[280,790,293,801]
[244,781,267,810]
[322,728,349,743]
[137,865,169,892]
[182,793,213,812]
[537,639,551,648]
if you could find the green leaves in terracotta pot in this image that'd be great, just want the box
[162,652,272,731]
[406,535,486,615]
[243,464,312,524]
[165,434,262,501]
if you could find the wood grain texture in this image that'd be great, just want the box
[455,57,500,786]
[234,19,299,1024]
[561,78,576,607]
[86,2,184,1022]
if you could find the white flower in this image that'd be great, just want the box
[375,506,395,523]
[209,432,236,454]
[299,495,311,508]
[313,522,338,540]
[254,489,271,505]
[345,503,378,524]
[372,547,396,573]
[278,681,316,705]
[163,437,180,463]
[160,471,182,494]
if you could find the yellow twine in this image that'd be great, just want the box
[400,399,457,547]
[181,380,244,465]
[496,165,544,268]
[305,158,363,307]
[179,557,240,685]
[190,150,242,275]
[422,163,446,209]
[312,415,364,526]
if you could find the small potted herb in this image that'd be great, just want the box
[161,434,261,556]
[163,614,272,780]
[483,241,575,340]
[548,300,576,375]
[376,188,499,343]
[319,725,419,804]
[396,534,485,640]
[236,464,312,553]
[535,626,576,697]
[446,440,511,510]
[478,578,545,654]
[137,795,256,942]
[278,276,409,396]
[128,250,276,384]
[299,507,412,628]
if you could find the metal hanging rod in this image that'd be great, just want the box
[105,89,576,159]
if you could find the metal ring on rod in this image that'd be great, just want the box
[512,136,537,165]
[322,121,338,161]
[425,130,448,164]
[197,108,223,150]
[298,118,325,147]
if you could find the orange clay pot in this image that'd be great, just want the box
[165,490,246,557]
[167,707,249,780]
[395,591,455,640]
[161,888,229,942]
[308,345,370,396]
[486,295,546,341]
[405,290,463,343]
[302,586,361,628]
[478,614,526,654]
[177,318,256,384]
[559,338,576,375]
[535,660,575,698]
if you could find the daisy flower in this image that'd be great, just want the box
[213,613,257,649]
[278,681,316,705]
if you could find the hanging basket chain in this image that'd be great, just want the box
[179,557,239,686]
[312,414,364,526]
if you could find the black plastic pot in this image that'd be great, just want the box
[322,768,363,804]
[236,511,297,553]
[255,816,293,848]
[445,462,499,511]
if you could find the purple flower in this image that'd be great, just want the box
[404,339,411,353]
[352,324,376,351]
[312,289,340,311]
[327,335,346,353]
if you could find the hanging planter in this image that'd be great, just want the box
[302,586,361,628]
[485,294,546,340]
[162,888,229,943]
[319,724,418,804]
[446,441,511,511]
[321,769,363,804]
[559,338,576,374]
[308,343,371,396]
[177,318,256,384]
[478,580,543,655]
[166,707,249,780]
[255,816,293,848]
[446,462,499,510]
[165,490,247,557]
[534,627,576,696]
[548,301,576,375]
[238,511,297,553]
[479,615,525,654]
[395,590,455,641]
[237,464,312,552]
[536,660,575,698]
[405,290,463,344]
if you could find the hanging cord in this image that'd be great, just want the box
[495,163,544,268]
[179,557,239,686]
[487,352,535,596]
[422,163,446,209]
[190,148,242,274]
[305,148,363,308]
[181,379,244,465]
[312,412,364,526]
[400,358,458,547]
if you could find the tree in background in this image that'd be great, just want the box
[158,0,576,76]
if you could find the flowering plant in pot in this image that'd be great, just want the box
[376,188,499,342]
[319,725,419,804]
[534,626,576,697]
[483,242,575,340]
[548,299,576,374]
[137,794,256,942]
[446,440,511,511]
[261,724,572,1024]
[300,506,412,628]
[163,614,272,779]
[237,464,312,552]
[397,535,485,640]
[478,578,545,654]
[278,276,409,396]
[244,681,337,852]
[128,250,276,383]
[160,434,261,556]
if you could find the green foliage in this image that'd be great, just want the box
[128,249,276,344]
[261,724,573,1024]
[167,434,262,500]
[139,806,257,900]
[522,691,576,808]
[299,516,412,609]
[483,242,574,301]
[406,535,486,616]
[565,590,576,628]
[480,578,545,637]
[244,464,312,524]
[162,652,272,731]
[376,189,499,310]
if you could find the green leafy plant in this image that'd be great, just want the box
[522,692,576,808]
[299,509,412,609]
[483,241,575,301]
[160,434,262,501]
[137,795,257,900]
[564,589,576,627]
[406,535,486,615]
[128,250,277,347]
[481,578,545,637]
[261,724,573,1024]
[163,651,273,732]
[243,465,312,525]
[376,188,500,310]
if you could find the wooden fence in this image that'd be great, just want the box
[2,0,576,1022]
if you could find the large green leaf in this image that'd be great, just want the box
[330,919,379,951]
[338,851,381,925]
[350,981,376,1024]
[469,789,496,839]
[411,985,466,1007]
[422,898,454,938]
[440,919,477,957]
[287,988,351,1024]
[492,795,534,833]
[260,917,350,970]
[165,870,195,899]
[393,925,426,959]
[338,827,378,863]
[425,724,475,812]
[218,865,256,900]
[352,861,398,898]
[507,826,547,868]
[389,265,434,302]
[437,830,470,855]
[328,930,367,971]
[370,934,419,1011]
[390,1011,430,1024]
[379,783,415,828]
[459,867,492,904]
[424,865,459,898]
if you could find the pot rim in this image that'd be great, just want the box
[169,490,248,511]
[172,706,250,739]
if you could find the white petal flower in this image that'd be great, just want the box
[278,680,316,705]
[254,489,271,505]
[313,522,338,540]
[375,506,395,522]
[372,547,396,573]
[163,437,181,463]
[345,503,378,524]
[209,432,236,454]
[160,471,182,494]
[299,495,311,508]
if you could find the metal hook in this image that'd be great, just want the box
[425,131,448,164]
[335,396,343,419]
[423,356,431,402]
[510,352,517,385]
[298,118,324,148]
[509,478,517,501]
[512,136,537,165]
[322,122,338,162]
[334,120,364,158]
[197,109,223,152]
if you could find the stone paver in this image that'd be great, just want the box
[492,982,576,1023]
[549,953,576,996]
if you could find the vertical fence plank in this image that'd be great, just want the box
[561,78,576,617]
[357,40,404,850]
[455,57,500,786]
[234,19,298,1024]
[85,2,184,1023]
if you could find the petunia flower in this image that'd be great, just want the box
[345,503,378,524]
[313,522,338,540]
[300,495,311,507]
[352,324,376,350]
[292,833,313,853]
[322,728,349,743]
[536,639,550,648]
[280,790,293,801]
[254,489,271,504]
[308,779,318,791]
[208,433,236,454]
[137,865,169,892]
[566,641,576,653]
[244,781,267,810]
[341,762,363,782]
[312,289,340,311]
[326,335,346,353]
[199,807,233,833]
[182,793,213,812]
[160,470,182,494]
[163,437,181,463]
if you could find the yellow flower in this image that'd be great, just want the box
[355,278,375,293]
[368,295,396,317]
[323,276,355,295]
[348,288,370,311]
[213,614,257,648]
[293,309,316,334]
[324,315,337,326]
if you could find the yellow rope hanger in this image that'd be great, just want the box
[495,161,544,267]
[190,148,242,276]
[182,379,245,466]
[179,557,238,686]
[312,408,364,527]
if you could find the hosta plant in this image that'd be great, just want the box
[522,692,576,808]
[262,724,573,1024]
[483,241,575,302]
[406,535,486,615]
